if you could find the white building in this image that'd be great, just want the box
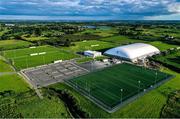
[84,50,102,58]
[104,43,160,62]
[5,24,15,27]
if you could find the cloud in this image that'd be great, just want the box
[144,13,180,20]
[168,3,180,13]
[0,15,120,21]
[0,0,179,20]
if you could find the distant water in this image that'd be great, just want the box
[84,25,96,29]
[83,25,112,30]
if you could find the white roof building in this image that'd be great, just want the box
[5,24,15,26]
[84,50,102,58]
[104,43,160,62]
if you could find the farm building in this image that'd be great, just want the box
[104,43,160,62]
[84,50,102,58]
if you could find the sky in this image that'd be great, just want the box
[0,0,180,20]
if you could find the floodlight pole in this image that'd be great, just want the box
[121,89,123,103]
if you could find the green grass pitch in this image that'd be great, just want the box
[67,63,172,110]
[3,45,78,70]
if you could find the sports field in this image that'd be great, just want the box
[3,45,78,70]
[67,63,171,111]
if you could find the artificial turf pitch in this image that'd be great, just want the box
[67,63,172,111]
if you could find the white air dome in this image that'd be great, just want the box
[104,43,160,61]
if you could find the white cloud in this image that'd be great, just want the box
[168,3,180,13]
[0,0,180,20]
[144,13,180,20]
[44,0,80,7]
[0,15,118,20]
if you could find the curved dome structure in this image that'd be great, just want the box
[104,43,160,62]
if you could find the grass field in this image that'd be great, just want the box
[0,92,70,118]
[3,45,78,70]
[24,36,49,41]
[76,57,93,64]
[67,63,171,110]
[16,96,70,118]
[0,29,9,36]
[75,28,118,37]
[0,40,33,50]
[99,36,178,51]
[0,58,29,92]
[0,60,14,72]
[143,28,180,38]
[155,51,180,69]
[149,41,179,51]
[99,35,145,44]
[62,40,116,52]
[0,74,29,92]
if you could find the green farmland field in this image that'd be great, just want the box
[3,45,78,70]
[24,36,49,41]
[99,35,145,44]
[155,51,180,69]
[16,96,70,118]
[149,41,179,51]
[0,29,9,36]
[142,28,180,39]
[0,93,70,118]
[0,40,33,50]
[99,36,178,51]
[76,28,118,37]
[67,63,171,110]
